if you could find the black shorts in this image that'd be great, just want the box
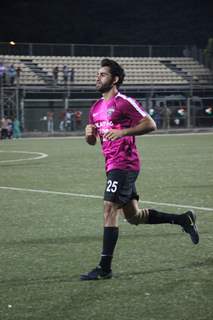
[104,169,139,206]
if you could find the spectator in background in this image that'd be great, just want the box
[69,67,75,82]
[63,65,69,85]
[12,117,21,138]
[59,109,66,131]
[7,117,13,139]
[16,66,22,85]
[0,63,6,86]
[162,105,171,130]
[65,109,74,131]
[149,106,161,129]
[53,66,59,85]
[154,105,162,129]
[74,110,82,130]
[1,117,8,139]
[7,64,17,85]
[0,116,12,139]
[47,110,54,133]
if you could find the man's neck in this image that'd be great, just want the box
[102,87,118,101]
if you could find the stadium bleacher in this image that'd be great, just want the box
[0,55,212,86]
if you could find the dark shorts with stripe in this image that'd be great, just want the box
[104,169,139,206]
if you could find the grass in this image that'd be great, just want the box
[0,133,213,320]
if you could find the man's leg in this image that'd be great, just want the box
[122,200,199,244]
[80,201,120,280]
[99,201,120,272]
[81,169,134,280]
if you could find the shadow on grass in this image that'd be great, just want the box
[1,258,212,287]
[116,257,213,280]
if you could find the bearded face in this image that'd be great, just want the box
[96,66,116,93]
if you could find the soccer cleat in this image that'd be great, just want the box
[80,266,112,281]
[181,210,199,244]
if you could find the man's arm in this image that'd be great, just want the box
[104,115,156,141]
[85,124,97,145]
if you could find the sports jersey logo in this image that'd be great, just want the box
[95,120,113,128]
[107,107,115,116]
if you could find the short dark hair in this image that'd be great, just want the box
[101,58,125,88]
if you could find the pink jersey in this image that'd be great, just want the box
[89,92,148,172]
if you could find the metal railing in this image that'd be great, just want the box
[0,94,213,137]
[0,42,202,59]
[17,96,213,133]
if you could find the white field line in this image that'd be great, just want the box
[0,186,212,212]
[13,131,213,140]
[0,151,48,163]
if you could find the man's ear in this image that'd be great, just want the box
[113,76,119,85]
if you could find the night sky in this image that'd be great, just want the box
[1,0,213,48]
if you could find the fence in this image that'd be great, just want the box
[0,95,212,138]
[19,96,213,134]
[0,42,204,61]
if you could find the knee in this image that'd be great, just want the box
[103,201,119,225]
[104,201,115,219]
[126,208,149,225]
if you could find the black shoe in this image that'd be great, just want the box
[182,210,199,244]
[80,266,112,281]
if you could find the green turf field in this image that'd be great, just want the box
[0,133,212,320]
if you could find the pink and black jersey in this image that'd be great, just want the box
[89,92,148,173]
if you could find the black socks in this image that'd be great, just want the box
[148,209,184,225]
[98,211,185,272]
[99,227,119,272]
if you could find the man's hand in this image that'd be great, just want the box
[104,116,156,141]
[104,129,126,141]
[85,124,96,136]
[85,124,97,145]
